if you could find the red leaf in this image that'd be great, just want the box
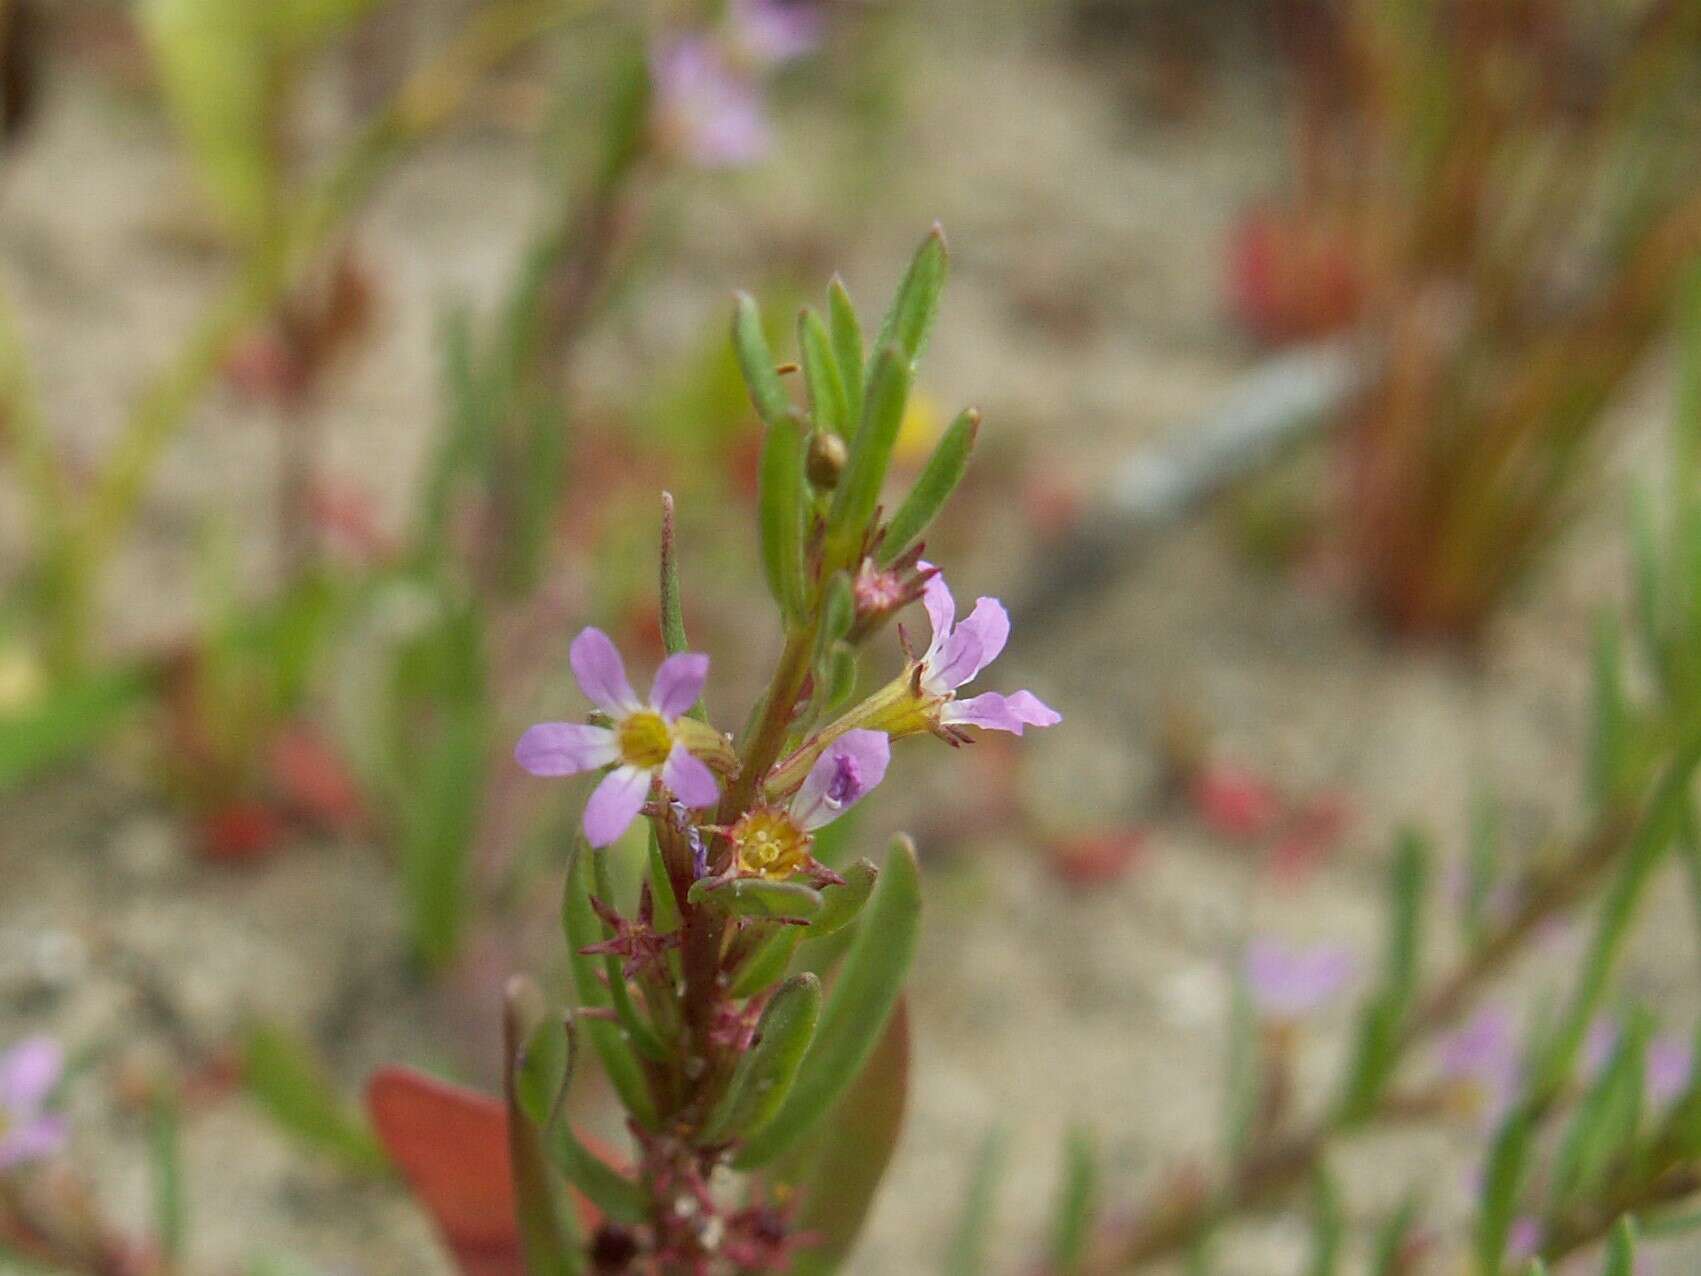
[367,1067,523,1276]
[1191,765,1282,841]
[1048,828,1146,886]
[199,800,287,862]
[268,725,366,834]
[367,1065,611,1275]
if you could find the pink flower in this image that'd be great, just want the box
[1437,1005,1521,1125]
[1647,1034,1693,1106]
[1506,1216,1543,1266]
[516,628,721,848]
[650,39,770,169]
[732,731,888,881]
[913,568,1060,737]
[731,0,822,64]
[0,1037,67,1170]
[1243,939,1355,1019]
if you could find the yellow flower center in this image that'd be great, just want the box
[617,710,674,769]
[730,807,812,880]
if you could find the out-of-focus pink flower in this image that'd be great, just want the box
[1437,1005,1521,1125]
[515,628,720,847]
[650,39,770,169]
[1242,939,1355,1020]
[730,0,822,65]
[0,1037,67,1170]
[1506,1216,1543,1267]
[1647,1034,1693,1106]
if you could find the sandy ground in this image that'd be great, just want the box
[4,3,1701,1273]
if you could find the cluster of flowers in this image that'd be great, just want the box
[516,564,1059,863]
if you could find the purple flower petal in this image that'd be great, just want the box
[661,743,719,809]
[0,1115,67,1170]
[733,0,822,64]
[1243,939,1355,1019]
[943,690,1061,735]
[570,628,641,717]
[650,38,771,169]
[0,1037,63,1114]
[650,652,710,721]
[583,765,651,848]
[1647,1034,1693,1106]
[793,729,889,830]
[940,597,1010,688]
[1506,1217,1543,1265]
[919,567,955,666]
[514,722,618,777]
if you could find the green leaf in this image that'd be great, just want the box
[242,1022,385,1173]
[733,292,793,430]
[701,974,822,1144]
[827,276,864,435]
[657,493,702,723]
[1590,609,1631,811]
[562,842,658,1129]
[1532,733,1701,1101]
[1223,967,1258,1161]
[1369,1195,1422,1276]
[1602,1216,1637,1276]
[729,923,805,998]
[687,874,823,922]
[816,571,856,651]
[811,859,879,939]
[1475,1108,1533,1276]
[647,826,682,935]
[1384,829,1427,1013]
[1049,1127,1100,1275]
[733,836,921,1167]
[800,307,851,437]
[826,344,913,572]
[880,408,979,564]
[757,410,810,622]
[502,979,584,1274]
[151,1088,186,1262]
[1307,1164,1343,1276]
[541,1020,649,1228]
[1549,1012,1649,1209]
[871,225,949,375]
[514,1013,572,1132]
[943,1127,1007,1276]
[0,663,153,793]
[591,849,668,1061]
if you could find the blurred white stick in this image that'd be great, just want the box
[1014,338,1364,623]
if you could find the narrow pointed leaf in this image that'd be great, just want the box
[647,826,682,935]
[786,1002,911,1276]
[880,408,979,565]
[1476,1108,1533,1275]
[811,859,879,940]
[733,292,792,429]
[540,1020,648,1229]
[826,344,912,571]
[657,491,705,721]
[943,1127,1007,1276]
[1369,1196,1422,1276]
[242,1021,386,1172]
[828,276,864,434]
[1049,1127,1099,1275]
[871,225,948,373]
[503,979,583,1274]
[701,973,822,1143]
[562,843,658,1128]
[733,836,921,1167]
[758,410,810,621]
[1308,1165,1343,1276]
[513,1012,571,1132]
[1602,1216,1637,1276]
[800,307,851,436]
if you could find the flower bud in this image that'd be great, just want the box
[806,429,848,490]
